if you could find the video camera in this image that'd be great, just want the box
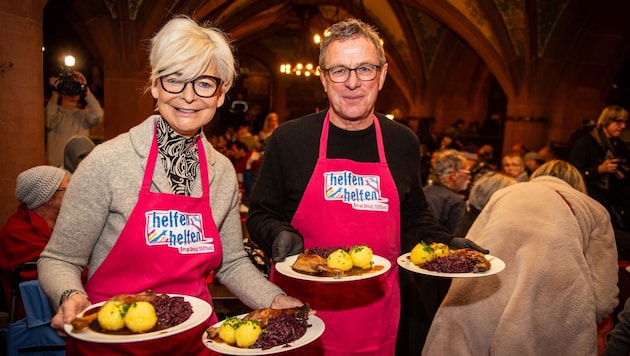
[55,68,87,96]
[617,157,630,176]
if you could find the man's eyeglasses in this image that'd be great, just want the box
[159,74,222,98]
[323,64,381,83]
[610,117,628,124]
[457,169,471,175]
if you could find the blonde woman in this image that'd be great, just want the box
[258,112,279,142]
[38,15,302,355]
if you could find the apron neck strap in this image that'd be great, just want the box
[142,123,210,196]
[319,113,387,162]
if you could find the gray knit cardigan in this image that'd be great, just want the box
[38,115,283,310]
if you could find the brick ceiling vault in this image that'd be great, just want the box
[47,0,630,118]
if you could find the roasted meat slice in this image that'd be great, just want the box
[291,252,342,277]
[452,249,491,272]
[205,304,312,339]
[291,253,327,273]
[108,289,157,303]
[242,304,311,328]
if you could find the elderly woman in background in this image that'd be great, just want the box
[62,135,96,177]
[423,160,618,356]
[0,166,68,320]
[453,172,516,236]
[38,15,302,355]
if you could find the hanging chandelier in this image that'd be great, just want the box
[280,6,320,77]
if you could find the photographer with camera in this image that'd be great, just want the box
[45,70,103,167]
[570,105,630,257]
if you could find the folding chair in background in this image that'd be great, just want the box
[4,262,65,356]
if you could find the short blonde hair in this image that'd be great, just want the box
[148,15,236,90]
[596,105,629,129]
[530,159,587,193]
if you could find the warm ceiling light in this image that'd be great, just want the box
[64,55,76,67]
[280,6,319,78]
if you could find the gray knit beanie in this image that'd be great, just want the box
[15,166,65,209]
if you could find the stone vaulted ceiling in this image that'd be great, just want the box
[44,0,630,130]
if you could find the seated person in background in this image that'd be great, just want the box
[512,142,528,156]
[423,160,618,356]
[229,140,261,198]
[502,152,529,182]
[0,166,68,320]
[523,151,545,175]
[478,144,498,170]
[257,112,279,144]
[464,146,497,198]
[63,135,96,177]
[604,297,630,355]
[453,172,516,236]
[538,145,557,162]
[423,149,471,233]
[420,149,471,350]
[235,124,259,151]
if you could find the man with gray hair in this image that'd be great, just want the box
[247,18,488,355]
[424,149,471,233]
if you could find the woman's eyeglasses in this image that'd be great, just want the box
[610,117,628,124]
[159,74,222,98]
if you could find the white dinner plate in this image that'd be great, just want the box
[397,253,506,278]
[202,313,324,355]
[65,294,212,343]
[275,254,391,282]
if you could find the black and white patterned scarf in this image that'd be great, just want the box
[156,117,200,196]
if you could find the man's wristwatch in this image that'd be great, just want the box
[59,289,88,305]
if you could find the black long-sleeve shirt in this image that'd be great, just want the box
[246,110,451,256]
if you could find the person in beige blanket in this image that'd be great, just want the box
[423,160,619,356]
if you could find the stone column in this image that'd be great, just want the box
[502,115,548,156]
[0,2,44,224]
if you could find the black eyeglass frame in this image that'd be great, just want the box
[609,117,629,124]
[322,64,382,83]
[159,75,223,98]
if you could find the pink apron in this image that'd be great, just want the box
[272,114,401,355]
[68,128,222,355]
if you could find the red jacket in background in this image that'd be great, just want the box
[0,203,51,320]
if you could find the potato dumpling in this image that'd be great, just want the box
[235,320,262,348]
[97,301,127,331]
[410,242,435,265]
[430,242,450,258]
[350,245,373,269]
[218,316,241,345]
[326,249,354,271]
[125,301,157,333]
